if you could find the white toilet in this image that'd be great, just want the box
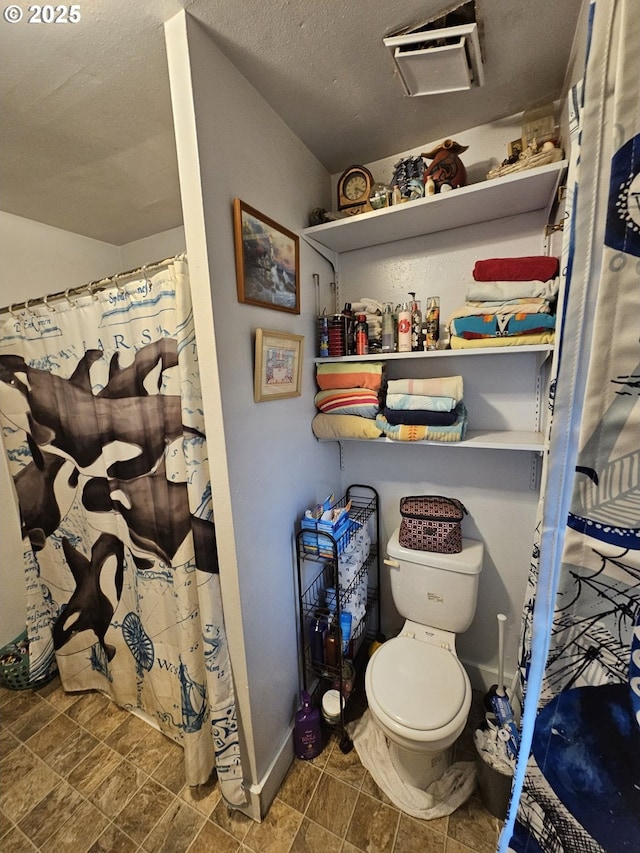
[365,528,484,789]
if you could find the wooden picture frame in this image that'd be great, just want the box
[233,199,300,314]
[508,138,524,159]
[254,329,304,402]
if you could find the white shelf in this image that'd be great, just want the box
[313,344,554,365]
[314,345,553,452]
[323,430,546,453]
[301,160,567,254]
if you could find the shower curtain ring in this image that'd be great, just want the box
[87,282,99,301]
[24,298,33,314]
[114,274,124,292]
[64,288,76,307]
[7,303,18,318]
[43,294,56,312]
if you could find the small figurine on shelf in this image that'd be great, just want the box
[421,139,469,192]
[391,155,426,198]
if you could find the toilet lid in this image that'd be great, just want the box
[368,636,467,731]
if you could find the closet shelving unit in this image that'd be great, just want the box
[302,160,567,461]
[295,484,379,752]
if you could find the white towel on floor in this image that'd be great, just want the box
[347,710,476,820]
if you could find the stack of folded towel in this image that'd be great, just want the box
[447,256,559,349]
[312,362,384,440]
[375,376,468,442]
[351,298,384,352]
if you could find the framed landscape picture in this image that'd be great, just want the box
[233,199,300,314]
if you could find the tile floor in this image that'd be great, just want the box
[0,676,504,852]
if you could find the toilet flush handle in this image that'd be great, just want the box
[383,558,401,570]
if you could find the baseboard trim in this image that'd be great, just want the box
[464,659,516,696]
[237,726,294,822]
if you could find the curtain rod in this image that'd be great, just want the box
[0,253,185,317]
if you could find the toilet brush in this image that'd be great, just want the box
[483,613,507,710]
[486,614,520,759]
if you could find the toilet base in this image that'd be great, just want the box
[389,741,452,789]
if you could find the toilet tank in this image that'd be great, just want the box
[386,528,483,633]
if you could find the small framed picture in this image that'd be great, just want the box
[254,329,304,402]
[233,199,300,314]
[508,138,524,159]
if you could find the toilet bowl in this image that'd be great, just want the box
[364,530,483,789]
[365,624,472,788]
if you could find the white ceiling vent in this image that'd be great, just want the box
[384,22,484,97]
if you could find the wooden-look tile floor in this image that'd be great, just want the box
[0,678,504,852]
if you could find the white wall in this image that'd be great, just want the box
[119,225,185,269]
[0,211,121,301]
[165,11,337,817]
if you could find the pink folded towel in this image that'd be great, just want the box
[473,256,559,282]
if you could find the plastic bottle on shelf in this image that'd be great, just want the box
[425,175,436,196]
[355,314,369,355]
[397,302,412,353]
[309,610,328,667]
[317,315,329,358]
[325,587,336,615]
[339,611,353,655]
[294,690,323,759]
[324,618,341,669]
[341,303,356,355]
[391,184,403,205]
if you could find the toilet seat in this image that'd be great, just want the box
[367,635,468,732]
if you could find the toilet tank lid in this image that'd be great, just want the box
[387,528,483,575]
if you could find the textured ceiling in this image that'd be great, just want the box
[0,0,584,245]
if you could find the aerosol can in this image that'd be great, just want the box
[424,296,440,350]
[408,292,422,352]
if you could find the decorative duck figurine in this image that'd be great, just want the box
[421,139,469,192]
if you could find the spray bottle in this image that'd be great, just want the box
[424,296,440,350]
[381,302,395,352]
[408,292,422,352]
[396,301,412,353]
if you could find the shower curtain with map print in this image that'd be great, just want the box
[0,256,245,805]
[503,1,640,850]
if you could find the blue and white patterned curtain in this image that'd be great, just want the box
[0,257,245,805]
[503,1,640,850]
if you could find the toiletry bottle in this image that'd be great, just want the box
[391,184,402,205]
[424,297,440,350]
[342,303,355,355]
[408,292,422,352]
[355,314,369,355]
[318,315,329,358]
[397,302,412,353]
[381,302,395,352]
[425,175,436,196]
[324,617,341,670]
[310,610,327,668]
[339,611,353,656]
[294,690,323,760]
